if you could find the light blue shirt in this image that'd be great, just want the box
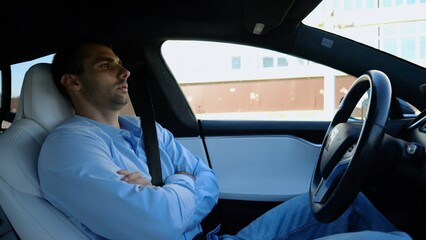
[38,115,219,240]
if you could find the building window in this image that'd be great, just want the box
[401,37,415,59]
[382,39,398,55]
[277,57,288,67]
[355,0,363,9]
[366,0,375,8]
[420,36,426,59]
[232,56,241,69]
[262,57,274,68]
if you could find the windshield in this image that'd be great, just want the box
[303,0,426,68]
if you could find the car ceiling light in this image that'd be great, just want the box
[253,23,265,35]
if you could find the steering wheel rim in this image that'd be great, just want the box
[309,70,392,223]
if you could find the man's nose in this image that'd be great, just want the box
[119,66,131,80]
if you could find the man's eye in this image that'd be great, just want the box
[100,63,109,68]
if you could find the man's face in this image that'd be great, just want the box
[77,43,131,112]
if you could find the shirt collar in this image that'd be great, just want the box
[75,115,141,138]
[118,116,142,136]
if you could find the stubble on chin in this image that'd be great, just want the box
[110,94,129,110]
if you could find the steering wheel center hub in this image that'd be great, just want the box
[321,123,361,178]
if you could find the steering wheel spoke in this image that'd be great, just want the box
[314,159,350,203]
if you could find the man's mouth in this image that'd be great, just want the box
[117,84,128,93]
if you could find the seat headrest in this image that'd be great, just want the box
[15,63,74,131]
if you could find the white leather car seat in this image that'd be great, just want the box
[0,63,90,239]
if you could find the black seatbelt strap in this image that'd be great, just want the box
[132,65,163,186]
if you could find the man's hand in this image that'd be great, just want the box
[117,170,153,187]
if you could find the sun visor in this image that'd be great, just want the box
[244,0,295,35]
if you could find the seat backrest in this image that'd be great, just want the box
[0,63,90,239]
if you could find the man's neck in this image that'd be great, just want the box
[75,109,121,128]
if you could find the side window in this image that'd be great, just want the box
[161,40,358,121]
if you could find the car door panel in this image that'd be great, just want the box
[176,137,209,165]
[190,120,329,202]
[205,135,320,201]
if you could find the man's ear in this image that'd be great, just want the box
[60,74,81,92]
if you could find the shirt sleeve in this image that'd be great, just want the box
[156,123,220,230]
[38,127,198,240]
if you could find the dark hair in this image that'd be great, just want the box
[51,39,113,101]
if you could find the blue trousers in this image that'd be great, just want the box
[214,192,412,240]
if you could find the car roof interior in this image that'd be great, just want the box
[1,0,320,64]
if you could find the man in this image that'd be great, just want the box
[38,41,219,240]
[38,41,411,240]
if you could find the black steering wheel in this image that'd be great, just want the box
[309,70,392,223]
